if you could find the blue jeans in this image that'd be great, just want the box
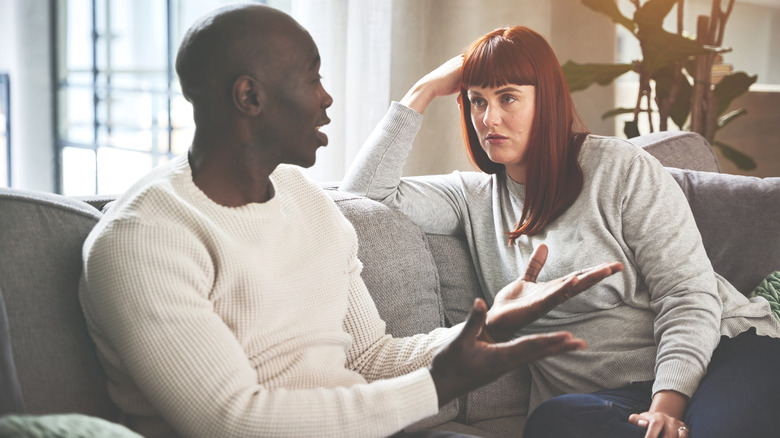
[524,329,780,438]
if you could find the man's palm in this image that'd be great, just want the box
[486,244,624,342]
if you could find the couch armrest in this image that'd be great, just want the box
[630,131,721,173]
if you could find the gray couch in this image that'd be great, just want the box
[1,131,778,437]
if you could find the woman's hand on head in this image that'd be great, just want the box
[401,55,464,114]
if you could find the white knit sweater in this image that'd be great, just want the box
[79,154,457,438]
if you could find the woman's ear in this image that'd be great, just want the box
[232,75,264,116]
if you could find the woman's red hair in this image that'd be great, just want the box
[460,26,587,244]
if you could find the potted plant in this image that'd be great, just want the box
[562,0,757,169]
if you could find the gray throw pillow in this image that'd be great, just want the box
[667,168,780,294]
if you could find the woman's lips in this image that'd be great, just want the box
[485,134,508,144]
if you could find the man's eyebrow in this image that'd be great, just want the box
[310,54,321,71]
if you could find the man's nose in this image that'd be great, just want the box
[321,86,334,108]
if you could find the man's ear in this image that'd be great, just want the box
[232,75,264,116]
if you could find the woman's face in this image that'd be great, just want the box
[466,84,535,183]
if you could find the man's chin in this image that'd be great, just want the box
[288,152,319,169]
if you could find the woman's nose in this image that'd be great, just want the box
[482,104,499,127]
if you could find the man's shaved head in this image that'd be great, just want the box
[175,3,310,108]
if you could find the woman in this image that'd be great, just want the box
[340,26,780,438]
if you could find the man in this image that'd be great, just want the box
[78,4,622,437]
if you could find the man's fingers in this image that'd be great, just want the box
[572,262,624,289]
[504,331,586,363]
[461,298,488,338]
[550,262,623,304]
[522,244,548,282]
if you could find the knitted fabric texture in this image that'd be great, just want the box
[749,271,780,322]
[0,414,141,438]
[79,156,454,438]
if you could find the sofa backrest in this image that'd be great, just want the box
[327,190,447,336]
[630,131,721,173]
[0,284,24,414]
[1,161,776,424]
[0,189,118,421]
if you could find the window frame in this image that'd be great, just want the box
[54,0,186,195]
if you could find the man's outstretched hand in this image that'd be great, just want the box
[429,244,624,406]
[429,298,585,406]
[486,244,624,342]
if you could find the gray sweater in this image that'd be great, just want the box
[341,102,780,411]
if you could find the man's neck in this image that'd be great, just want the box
[188,143,278,207]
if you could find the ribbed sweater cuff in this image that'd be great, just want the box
[653,360,704,398]
[388,101,424,136]
[388,367,440,427]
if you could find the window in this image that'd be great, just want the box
[55,0,287,195]
[0,73,8,188]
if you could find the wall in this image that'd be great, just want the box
[716,87,780,176]
[0,0,55,192]
[4,0,778,191]
[390,0,616,177]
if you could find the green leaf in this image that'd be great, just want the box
[650,65,692,129]
[624,120,641,138]
[712,140,756,170]
[602,107,641,120]
[582,0,636,31]
[638,29,707,73]
[652,65,676,102]
[669,77,692,129]
[713,72,757,115]
[717,108,747,130]
[634,0,679,30]
[562,61,634,92]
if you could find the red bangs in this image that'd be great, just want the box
[462,28,537,89]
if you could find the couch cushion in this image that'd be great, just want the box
[667,169,780,294]
[0,285,25,414]
[631,131,721,173]
[426,234,483,327]
[327,190,460,429]
[426,235,533,436]
[327,190,446,336]
[0,189,117,420]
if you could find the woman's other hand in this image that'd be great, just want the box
[401,55,463,114]
[629,390,690,438]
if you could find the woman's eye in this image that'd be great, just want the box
[501,94,516,104]
[469,97,486,107]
